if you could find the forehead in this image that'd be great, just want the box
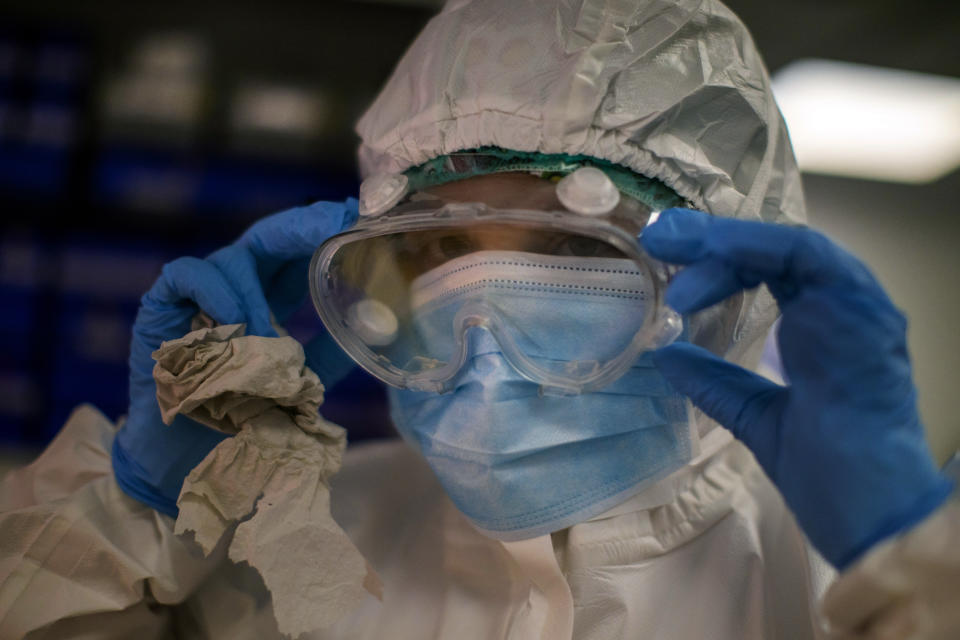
[422,173,563,210]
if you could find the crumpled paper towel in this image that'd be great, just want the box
[152,323,380,638]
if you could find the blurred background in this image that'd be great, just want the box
[0,0,957,470]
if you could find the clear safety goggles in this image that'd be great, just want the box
[309,169,683,394]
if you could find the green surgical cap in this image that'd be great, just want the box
[404,147,689,212]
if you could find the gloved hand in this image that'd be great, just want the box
[112,199,358,516]
[641,208,954,569]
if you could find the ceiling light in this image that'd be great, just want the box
[772,59,960,183]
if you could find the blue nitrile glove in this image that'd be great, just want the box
[641,208,954,569]
[113,199,359,516]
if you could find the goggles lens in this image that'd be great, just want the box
[311,209,680,393]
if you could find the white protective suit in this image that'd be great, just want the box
[2,0,959,639]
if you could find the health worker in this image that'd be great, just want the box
[1,0,957,638]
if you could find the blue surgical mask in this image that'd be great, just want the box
[388,285,696,540]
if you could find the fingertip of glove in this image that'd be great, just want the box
[655,342,733,387]
[246,319,280,339]
[652,342,705,374]
[663,285,696,315]
[341,198,360,231]
[640,208,711,262]
[652,207,710,229]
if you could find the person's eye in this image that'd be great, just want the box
[436,235,475,260]
[550,235,616,257]
[406,235,476,271]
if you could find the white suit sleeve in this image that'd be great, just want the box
[0,405,227,639]
[822,492,960,639]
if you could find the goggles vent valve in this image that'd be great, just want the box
[556,167,620,216]
[359,173,409,217]
[346,298,399,346]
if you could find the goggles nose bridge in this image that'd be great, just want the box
[451,299,566,389]
[452,300,506,358]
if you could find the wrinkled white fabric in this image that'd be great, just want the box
[357,0,804,225]
[0,406,223,639]
[0,412,828,639]
[821,497,960,640]
[4,410,959,639]
[356,0,804,437]
[151,324,377,638]
[324,428,834,640]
